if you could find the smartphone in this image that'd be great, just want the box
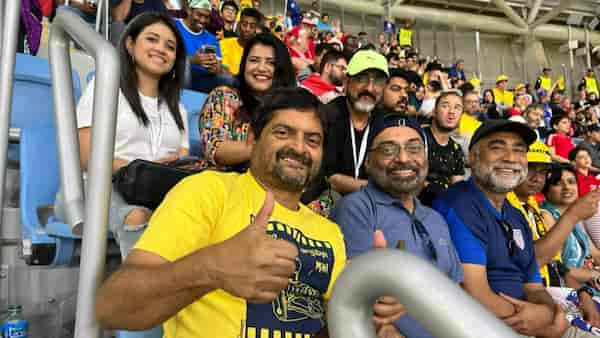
[203,45,217,54]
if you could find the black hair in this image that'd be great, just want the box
[386,52,399,62]
[315,43,335,58]
[240,7,264,22]
[458,82,475,94]
[542,163,577,195]
[482,89,495,104]
[435,90,462,110]
[251,87,325,140]
[388,69,410,83]
[319,50,346,74]
[118,11,185,131]
[358,31,368,37]
[569,145,592,162]
[237,33,296,117]
[358,43,377,52]
[221,0,238,13]
[428,80,442,92]
[550,113,569,129]
[322,13,329,18]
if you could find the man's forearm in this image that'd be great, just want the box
[534,212,579,266]
[111,0,132,22]
[329,174,367,195]
[525,288,556,310]
[96,247,221,330]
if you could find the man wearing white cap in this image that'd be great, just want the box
[175,0,234,92]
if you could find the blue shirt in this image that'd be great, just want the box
[175,19,222,73]
[433,179,542,300]
[111,0,167,23]
[316,22,333,32]
[330,181,463,338]
[448,66,466,81]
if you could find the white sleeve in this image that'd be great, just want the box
[179,103,190,150]
[76,78,95,129]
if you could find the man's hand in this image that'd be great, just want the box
[538,304,570,338]
[377,324,406,338]
[212,191,298,303]
[580,292,600,328]
[564,189,600,222]
[372,230,406,329]
[500,293,554,336]
[191,51,221,74]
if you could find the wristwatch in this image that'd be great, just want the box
[577,285,595,298]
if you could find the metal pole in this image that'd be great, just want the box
[501,53,505,76]
[0,0,21,225]
[585,28,592,70]
[328,250,522,338]
[105,0,110,41]
[490,0,528,28]
[0,0,5,53]
[527,0,543,24]
[49,10,120,338]
[451,25,457,63]
[475,31,481,80]
[531,0,577,29]
[432,22,438,61]
[95,0,103,33]
[568,25,575,97]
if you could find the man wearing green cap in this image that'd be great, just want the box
[303,50,389,203]
[175,0,234,92]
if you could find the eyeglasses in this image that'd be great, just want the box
[412,218,438,262]
[368,141,425,159]
[500,219,517,256]
[352,73,387,87]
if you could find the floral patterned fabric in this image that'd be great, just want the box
[198,86,250,170]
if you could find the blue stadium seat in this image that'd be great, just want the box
[19,126,77,265]
[181,89,207,157]
[10,53,81,162]
[115,326,163,338]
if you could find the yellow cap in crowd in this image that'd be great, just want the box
[527,141,551,164]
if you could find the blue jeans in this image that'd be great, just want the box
[189,66,236,93]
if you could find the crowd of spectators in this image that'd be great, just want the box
[18,0,600,337]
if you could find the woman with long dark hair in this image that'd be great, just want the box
[198,32,295,171]
[56,12,189,258]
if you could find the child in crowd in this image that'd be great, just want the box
[570,147,600,197]
[547,114,574,163]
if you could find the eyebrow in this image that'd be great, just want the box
[144,31,176,46]
[272,123,323,137]
[488,139,527,148]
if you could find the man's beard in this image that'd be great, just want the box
[368,162,427,197]
[350,91,377,113]
[471,159,528,193]
[272,147,315,192]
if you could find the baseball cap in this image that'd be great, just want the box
[527,141,551,164]
[347,50,389,77]
[469,119,537,150]
[496,75,509,83]
[515,83,525,91]
[189,0,210,9]
[369,113,427,146]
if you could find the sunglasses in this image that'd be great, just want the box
[412,218,438,262]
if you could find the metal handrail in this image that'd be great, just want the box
[49,10,120,338]
[328,250,521,338]
[0,2,21,229]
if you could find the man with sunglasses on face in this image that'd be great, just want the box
[506,142,600,332]
[434,120,598,338]
[330,114,463,338]
[302,50,389,204]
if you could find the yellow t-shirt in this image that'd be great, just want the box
[506,192,562,287]
[135,171,347,338]
[458,114,481,140]
[220,37,244,76]
[493,87,514,107]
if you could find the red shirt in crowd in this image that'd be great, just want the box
[301,74,342,104]
[576,170,600,196]
[546,133,574,160]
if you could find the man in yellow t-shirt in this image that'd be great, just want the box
[493,74,514,112]
[507,141,600,325]
[95,88,404,338]
[220,7,261,75]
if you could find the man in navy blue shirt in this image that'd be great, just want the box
[330,113,463,338]
[434,119,589,338]
[111,0,167,23]
[175,0,234,93]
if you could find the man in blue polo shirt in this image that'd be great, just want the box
[330,113,463,338]
[175,0,234,93]
[433,119,594,338]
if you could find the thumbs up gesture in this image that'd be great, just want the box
[214,191,299,303]
[372,229,406,331]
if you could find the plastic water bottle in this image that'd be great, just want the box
[1,305,28,338]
